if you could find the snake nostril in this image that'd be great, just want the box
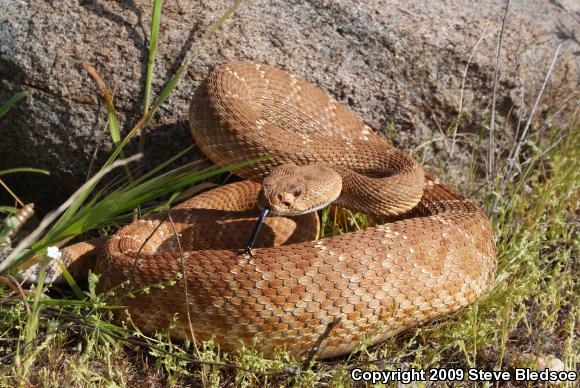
[276,193,283,202]
[283,201,291,207]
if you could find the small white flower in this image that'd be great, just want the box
[46,246,62,260]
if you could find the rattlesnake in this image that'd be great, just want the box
[33,62,496,359]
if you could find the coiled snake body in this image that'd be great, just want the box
[47,63,496,358]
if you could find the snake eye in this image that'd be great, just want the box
[293,188,302,197]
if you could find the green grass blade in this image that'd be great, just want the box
[107,109,121,145]
[144,0,164,114]
[24,258,48,350]
[0,90,28,119]
[0,167,50,176]
[55,259,85,300]
[82,62,121,145]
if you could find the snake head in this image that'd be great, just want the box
[261,163,342,216]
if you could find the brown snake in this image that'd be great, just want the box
[32,62,496,359]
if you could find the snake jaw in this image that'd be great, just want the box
[264,192,341,216]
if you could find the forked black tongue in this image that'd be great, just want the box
[243,207,270,256]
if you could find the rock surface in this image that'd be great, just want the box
[0,0,578,212]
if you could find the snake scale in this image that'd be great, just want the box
[40,62,496,359]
